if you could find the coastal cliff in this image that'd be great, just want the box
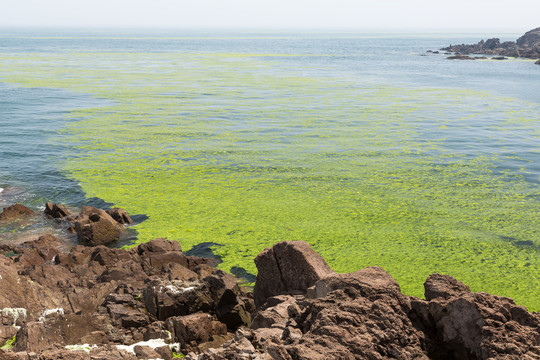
[0,203,539,359]
[442,27,540,61]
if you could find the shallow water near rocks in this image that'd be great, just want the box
[0,30,539,309]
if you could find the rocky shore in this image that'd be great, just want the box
[440,27,540,62]
[1,203,539,359]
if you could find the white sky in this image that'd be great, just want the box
[0,0,538,30]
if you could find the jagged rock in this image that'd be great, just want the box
[253,241,334,306]
[484,38,500,50]
[106,208,133,225]
[517,27,540,47]
[442,27,540,60]
[44,202,71,219]
[167,313,227,351]
[143,279,214,320]
[134,345,162,359]
[426,292,540,359]
[2,230,540,360]
[310,266,401,299]
[0,204,35,222]
[424,273,471,300]
[251,295,298,330]
[72,206,121,246]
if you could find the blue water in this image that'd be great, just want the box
[1,29,538,208]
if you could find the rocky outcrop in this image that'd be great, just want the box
[186,241,540,360]
[44,202,71,219]
[441,27,540,60]
[1,229,539,359]
[71,206,123,246]
[0,204,35,222]
[0,236,253,359]
[106,207,134,225]
[253,241,334,307]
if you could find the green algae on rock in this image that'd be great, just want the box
[0,51,539,310]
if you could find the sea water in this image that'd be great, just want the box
[0,29,539,309]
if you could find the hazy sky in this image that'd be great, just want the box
[0,0,538,30]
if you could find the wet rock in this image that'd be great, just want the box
[44,202,71,219]
[0,204,35,222]
[424,273,471,300]
[253,241,334,307]
[106,208,133,225]
[447,54,476,60]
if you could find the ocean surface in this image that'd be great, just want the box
[0,29,539,308]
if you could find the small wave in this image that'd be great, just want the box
[0,188,3,193]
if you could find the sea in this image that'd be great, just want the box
[0,29,539,308]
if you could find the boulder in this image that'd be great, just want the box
[167,313,226,346]
[535,59,540,64]
[310,266,401,299]
[424,273,471,300]
[106,208,133,225]
[516,27,540,47]
[137,237,182,254]
[0,204,35,222]
[72,206,121,246]
[44,202,71,219]
[251,295,298,330]
[483,38,500,50]
[253,241,334,306]
[427,292,540,359]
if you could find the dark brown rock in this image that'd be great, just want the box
[167,313,226,346]
[106,208,133,225]
[0,204,35,222]
[427,292,540,359]
[424,273,471,301]
[310,266,401,299]
[72,206,121,246]
[134,345,162,359]
[253,241,334,307]
[137,237,182,254]
[44,202,71,219]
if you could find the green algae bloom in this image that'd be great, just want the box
[0,335,16,350]
[0,50,539,310]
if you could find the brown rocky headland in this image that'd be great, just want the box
[440,27,540,63]
[0,202,539,359]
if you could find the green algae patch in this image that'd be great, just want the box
[0,335,16,350]
[0,52,539,310]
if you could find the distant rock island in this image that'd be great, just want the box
[441,27,540,62]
